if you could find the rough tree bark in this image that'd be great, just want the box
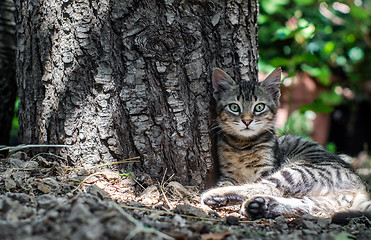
[15,0,259,187]
[0,0,16,146]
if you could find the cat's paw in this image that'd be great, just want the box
[201,188,245,208]
[241,196,280,219]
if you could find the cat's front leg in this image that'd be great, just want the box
[201,185,247,208]
[201,181,279,208]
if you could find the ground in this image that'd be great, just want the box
[0,151,370,240]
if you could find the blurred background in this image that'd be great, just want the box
[257,0,371,178]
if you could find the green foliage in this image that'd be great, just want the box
[279,110,314,138]
[119,171,132,178]
[10,98,19,143]
[334,232,356,240]
[299,87,343,113]
[325,141,337,153]
[259,0,371,112]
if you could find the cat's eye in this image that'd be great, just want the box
[228,103,240,113]
[254,103,265,112]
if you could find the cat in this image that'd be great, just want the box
[201,68,371,219]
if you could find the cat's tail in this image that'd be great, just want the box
[332,211,371,225]
[332,200,371,225]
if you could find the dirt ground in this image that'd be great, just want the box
[1,151,370,240]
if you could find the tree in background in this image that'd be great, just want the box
[0,0,16,146]
[14,0,259,187]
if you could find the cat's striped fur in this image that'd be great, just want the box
[202,68,371,219]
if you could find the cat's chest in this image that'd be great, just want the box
[218,142,275,183]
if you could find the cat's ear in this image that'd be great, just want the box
[212,68,235,95]
[261,67,281,99]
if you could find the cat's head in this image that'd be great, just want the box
[212,68,281,138]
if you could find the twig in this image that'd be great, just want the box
[163,173,175,186]
[159,182,174,210]
[64,156,140,171]
[0,144,71,153]
[132,177,146,190]
[158,168,174,209]
[118,204,260,223]
[161,168,168,186]
[29,152,68,162]
[10,159,140,175]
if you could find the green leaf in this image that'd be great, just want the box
[334,232,356,240]
[283,110,313,138]
[260,0,289,14]
[301,64,331,86]
[299,99,334,113]
[326,142,337,153]
[270,57,291,67]
[318,90,343,106]
[274,27,293,40]
[119,171,132,178]
[258,14,269,25]
[323,41,335,54]
[350,6,369,20]
[293,0,314,6]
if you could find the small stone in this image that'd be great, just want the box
[41,178,62,192]
[37,182,51,194]
[226,216,240,225]
[211,12,221,26]
[140,185,160,205]
[275,216,289,230]
[5,178,17,190]
[173,204,208,218]
[121,178,135,187]
[302,229,318,235]
[302,214,319,220]
[302,220,320,231]
[9,151,27,161]
[87,185,110,200]
[24,160,39,169]
[165,181,191,199]
[5,193,32,203]
[100,170,119,181]
[9,158,26,168]
[76,168,88,176]
[37,194,57,209]
[84,175,99,184]
[46,210,59,220]
[172,214,186,227]
[68,201,91,222]
[317,218,331,228]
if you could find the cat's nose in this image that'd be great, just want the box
[242,119,252,127]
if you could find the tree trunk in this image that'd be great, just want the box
[15,0,258,187]
[0,0,16,146]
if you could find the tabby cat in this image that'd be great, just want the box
[201,68,371,219]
